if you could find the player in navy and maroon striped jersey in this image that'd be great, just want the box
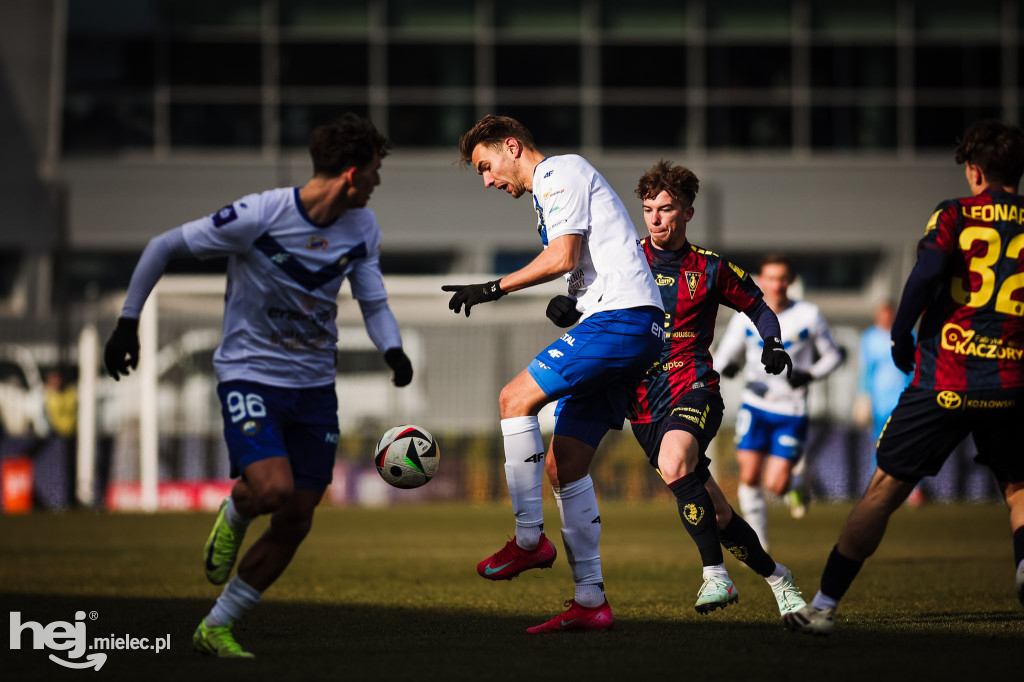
[623,160,806,617]
[786,120,1024,636]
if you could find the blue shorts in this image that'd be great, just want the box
[217,380,339,492]
[734,404,808,461]
[528,306,664,448]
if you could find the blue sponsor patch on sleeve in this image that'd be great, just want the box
[212,203,239,227]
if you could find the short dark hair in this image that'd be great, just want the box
[459,115,537,166]
[635,160,700,206]
[759,252,795,278]
[954,119,1024,187]
[309,113,391,177]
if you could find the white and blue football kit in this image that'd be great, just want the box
[526,155,664,446]
[717,299,843,460]
[122,187,402,491]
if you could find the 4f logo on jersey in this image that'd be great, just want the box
[548,349,564,359]
[524,453,544,463]
[211,203,238,227]
[685,271,701,299]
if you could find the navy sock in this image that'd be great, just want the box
[668,474,723,567]
[820,545,863,601]
[719,510,776,577]
[1014,526,1024,566]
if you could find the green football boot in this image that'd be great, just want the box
[694,576,738,614]
[192,619,254,658]
[770,568,807,616]
[203,498,246,585]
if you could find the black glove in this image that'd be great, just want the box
[891,333,915,374]
[440,279,506,317]
[720,362,741,379]
[104,317,140,381]
[384,347,413,387]
[760,336,793,378]
[788,369,813,389]
[546,295,582,328]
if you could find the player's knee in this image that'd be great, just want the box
[498,383,529,418]
[254,483,294,513]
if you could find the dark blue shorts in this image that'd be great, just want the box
[217,380,339,492]
[877,385,1024,484]
[528,306,665,448]
[631,389,723,483]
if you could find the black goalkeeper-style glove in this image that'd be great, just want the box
[720,362,741,379]
[761,337,793,378]
[384,347,413,387]
[441,279,506,317]
[546,295,582,328]
[104,317,140,381]
[788,369,813,389]
[891,333,915,374]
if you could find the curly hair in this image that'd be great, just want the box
[309,113,391,177]
[635,160,700,206]
[458,115,537,166]
[954,119,1024,187]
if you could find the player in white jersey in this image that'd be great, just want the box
[103,114,412,658]
[443,115,664,633]
[716,254,844,547]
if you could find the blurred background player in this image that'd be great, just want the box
[855,300,917,502]
[103,113,414,657]
[716,254,845,547]
[443,115,664,633]
[621,160,804,617]
[785,119,1024,635]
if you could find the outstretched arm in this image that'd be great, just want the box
[442,234,583,317]
[105,228,193,380]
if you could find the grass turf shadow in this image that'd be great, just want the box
[4,593,1022,682]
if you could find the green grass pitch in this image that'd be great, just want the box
[3,501,1022,681]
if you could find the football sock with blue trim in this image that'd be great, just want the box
[668,474,723,567]
[554,474,604,606]
[501,416,545,550]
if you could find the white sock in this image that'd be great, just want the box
[224,496,253,533]
[574,582,606,608]
[738,483,769,548]
[811,590,838,611]
[553,474,603,603]
[501,416,546,550]
[702,563,729,581]
[205,576,262,627]
[766,562,788,586]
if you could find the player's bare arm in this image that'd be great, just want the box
[499,234,582,292]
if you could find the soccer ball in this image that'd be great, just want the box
[374,424,439,489]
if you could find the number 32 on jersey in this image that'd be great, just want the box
[951,226,1024,316]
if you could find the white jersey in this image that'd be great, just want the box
[182,187,389,388]
[532,155,662,319]
[716,299,843,416]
